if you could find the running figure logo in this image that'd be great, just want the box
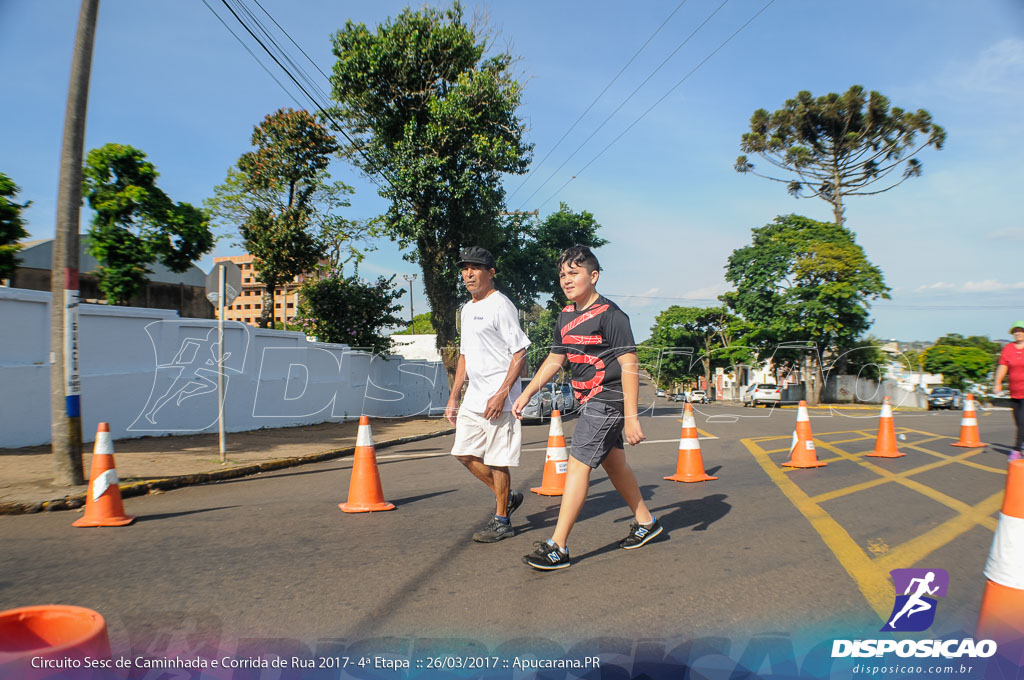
[881,568,949,632]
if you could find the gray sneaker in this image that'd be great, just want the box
[473,516,515,543]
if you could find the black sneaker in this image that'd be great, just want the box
[473,517,515,543]
[507,490,524,521]
[523,540,570,570]
[619,519,663,550]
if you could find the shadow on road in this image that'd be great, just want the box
[388,489,457,506]
[650,493,731,533]
[134,505,242,522]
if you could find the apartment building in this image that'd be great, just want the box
[213,254,319,326]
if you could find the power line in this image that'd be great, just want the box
[506,0,690,203]
[535,0,777,212]
[199,0,305,109]
[515,0,733,212]
[202,0,397,192]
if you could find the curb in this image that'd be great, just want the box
[0,427,456,517]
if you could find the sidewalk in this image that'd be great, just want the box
[0,417,454,515]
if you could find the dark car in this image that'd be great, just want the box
[671,392,686,402]
[927,387,963,411]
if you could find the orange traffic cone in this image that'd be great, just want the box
[951,394,985,447]
[531,410,568,496]
[976,460,1024,646]
[867,397,905,458]
[72,423,134,527]
[0,605,111,680]
[665,402,717,482]
[339,416,395,513]
[783,401,827,469]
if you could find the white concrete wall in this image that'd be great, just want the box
[0,288,449,447]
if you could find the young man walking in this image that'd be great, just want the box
[513,245,662,569]
[445,246,531,542]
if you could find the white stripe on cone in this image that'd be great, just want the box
[985,513,1024,591]
[356,424,373,447]
[682,412,696,428]
[881,403,892,418]
[678,438,701,451]
[796,407,809,422]
[94,431,114,455]
[548,416,564,437]
[960,418,978,426]
[545,446,568,462]
[92,468,119,502]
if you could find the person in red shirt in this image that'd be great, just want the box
[994,320,1024,461]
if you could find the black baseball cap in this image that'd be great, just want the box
[457,246,496,269]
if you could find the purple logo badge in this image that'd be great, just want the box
[881,568,949,632]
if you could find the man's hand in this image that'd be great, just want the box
[483,391,507,420]
[624,415,645,446]
[444,399,459,426]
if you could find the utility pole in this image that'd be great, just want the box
[402,273,417,328]
[51,0,100,486]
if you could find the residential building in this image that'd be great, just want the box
[213,254,320,327]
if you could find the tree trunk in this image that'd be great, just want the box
[261,285,275,328]
[417,236,461,387]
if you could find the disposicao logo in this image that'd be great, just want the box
[881,568,948,632]
[831,567,998,660]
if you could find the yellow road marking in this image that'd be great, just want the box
[742,436,894,619]
[742,428,1005,621]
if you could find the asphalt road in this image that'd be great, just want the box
[0,381,1016,667]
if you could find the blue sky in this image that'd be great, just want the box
[3,0,1022,343]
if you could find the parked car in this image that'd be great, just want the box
[519,379,554,422]
[671,392,686,402]
[554,384,579,414]
[688,390,709,404]
[656,389,666,397]
[742,383,781,407]
[927,387,964,411]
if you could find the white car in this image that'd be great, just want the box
[688,390,708,404]
[742,383,781,407]
[656,389,666,397]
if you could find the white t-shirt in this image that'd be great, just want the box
[459,290,530,413]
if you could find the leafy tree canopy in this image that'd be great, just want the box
[735,85,945,226]
[296,274,405,355]
[392,311,437,335]
[921,344,994,390]
[723,214,890,401]
[329,2,531,370]
[493,203,608,312]
[642,305,753,390]
[934,333,1000,362]
[82,144,213,305]
[212,109,346,327]
[0,172,30,279]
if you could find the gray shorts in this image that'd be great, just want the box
[570,400,625,468]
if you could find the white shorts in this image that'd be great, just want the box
[450,407,521,467]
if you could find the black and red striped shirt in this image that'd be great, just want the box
[552,295,636,411]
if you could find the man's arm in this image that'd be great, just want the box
[445,354,468,426]
[483,348,528,420]
[618,352,646,446]
[512,352,567,419]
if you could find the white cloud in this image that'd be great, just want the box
[915,280,1024,294]
[955,38,1024,96]
[987,227,1024,241]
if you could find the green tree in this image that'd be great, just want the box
[82,144,213,305]
[0,172,30,279]
[723,214,890,404]
[921,344,993,390]
[935,333,1000,365]
[645,306,753,395]
[735,85,945,227]
[222,108,345,327]
[494,203,608,312]
[392,311,437,335]
[329,3,531,375]
[296,274,405,355]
